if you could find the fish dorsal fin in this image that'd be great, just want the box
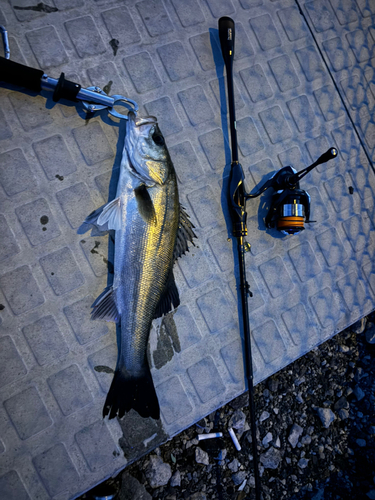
[91,286,119,323]
[173,205,197,261]
[134,184,157,224]
[153,271,180,319]
[97,197,122,231]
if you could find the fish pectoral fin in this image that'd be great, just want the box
[83,204,110,235]
[153,270,180,319]
[91,286,119,322]
[134,184,157,224]
[173,204,197,261]
[97,197,122,231]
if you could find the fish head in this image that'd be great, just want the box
[125,112,173,186]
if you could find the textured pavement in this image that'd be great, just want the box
[1,0,375,498]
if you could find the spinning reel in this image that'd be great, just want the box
[247,147,338,235]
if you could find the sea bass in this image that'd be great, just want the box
[84,112,195,419]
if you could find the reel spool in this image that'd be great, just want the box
[246,148,337,235]
[277,195,306,235]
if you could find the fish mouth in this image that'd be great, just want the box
[125,112,157,184]
[128,111,157,127]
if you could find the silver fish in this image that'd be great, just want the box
[84,112,196,419]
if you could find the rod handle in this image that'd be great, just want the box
[0,56,44,92]
[218,16,235,68]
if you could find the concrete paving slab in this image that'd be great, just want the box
[0,0,374,498]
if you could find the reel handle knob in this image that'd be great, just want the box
[315,147,338,166]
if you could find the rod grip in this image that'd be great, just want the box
[0,56,44,92]
[218,16,235,67]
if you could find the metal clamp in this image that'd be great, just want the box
[81,86,138,120]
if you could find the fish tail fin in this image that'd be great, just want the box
[103,366,160,420]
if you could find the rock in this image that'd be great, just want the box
[298,458,309,469]
[369,426,375,435]
[170,470,181,487]
[356,439,366,447]
[267,377,279,392]
[229,410,246,431]
[354,385,365,401]
[288,424,304,448]
[338,409,349,420]
[259,447,281,469]
[120,473,152,500]
[301,435,312,445]
[186,493,207,500]
[296,392,304,403]
[316,408,336,428]
[354,367,364,382]
[262,432,273,447]
[333,396,349,411]
[232,470,247,485]
[248,475,256,488]
[144,455,172,489]
[339,345,350,353]
[294,376,306,386]
[195,447,209,465]
[246,427,260,444]
[228,458,240,473]
[352,317,367,334]
[230,393,249,410]
[259,411,270,422]
[367,491,375,499]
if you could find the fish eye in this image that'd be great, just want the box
[152,131,165,146]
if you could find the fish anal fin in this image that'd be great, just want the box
[173,204,197,261]
[97,197,122,231]
[135,184,157,224]
[91,286,119,323]
[153,271,180,319]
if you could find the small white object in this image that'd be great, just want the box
[238,479,247,491]
[143,432,157,447]
[197,432,223,441]
[228,427,241,451]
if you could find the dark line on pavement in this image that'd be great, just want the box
[294,0,374,173]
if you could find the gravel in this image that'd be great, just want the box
[79,314,375,500]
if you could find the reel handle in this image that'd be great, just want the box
[315,147,338,165]
[288,147,338,186]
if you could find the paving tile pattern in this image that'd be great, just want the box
[0,0,374,498]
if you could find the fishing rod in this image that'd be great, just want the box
[218,16,261,500]
[0,35,137,120]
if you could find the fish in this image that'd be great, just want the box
[84,112,196,419]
